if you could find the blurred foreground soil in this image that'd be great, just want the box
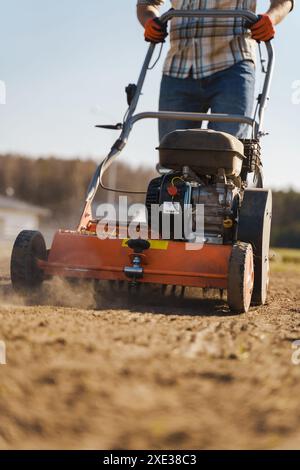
[0,241,300,450]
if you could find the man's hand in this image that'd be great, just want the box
[250,0,293,41]
[144,17,168,43]
[250,14,275,42]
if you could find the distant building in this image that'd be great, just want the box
[0,196,50,240]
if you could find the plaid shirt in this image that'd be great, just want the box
[138,0,258,79]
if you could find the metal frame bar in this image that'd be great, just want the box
[131,111,254,127]
[78,9,275,230]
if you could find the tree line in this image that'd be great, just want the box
[0,154,155,227]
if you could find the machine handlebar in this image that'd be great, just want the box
[159,8,260,27]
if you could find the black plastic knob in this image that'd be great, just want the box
[127,239,151,254]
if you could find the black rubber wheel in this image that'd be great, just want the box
[11,230,47,293]
[227,242,254,314]
[237,189,272,306]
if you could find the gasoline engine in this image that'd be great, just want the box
[146,168,242,245]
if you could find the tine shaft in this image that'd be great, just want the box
[161,285,167,296]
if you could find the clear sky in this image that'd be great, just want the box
[0,0,299,189]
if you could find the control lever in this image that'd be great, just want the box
[95,123,123,130]
[125,84,138,106]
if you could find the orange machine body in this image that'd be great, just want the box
[39,226,232,289]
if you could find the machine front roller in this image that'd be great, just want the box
[11,230,47,294]
[227,242,255,314]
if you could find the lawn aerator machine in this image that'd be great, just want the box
[11,9,274,313]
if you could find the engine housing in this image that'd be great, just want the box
[146,171,241,245]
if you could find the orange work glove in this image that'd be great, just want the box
[144,17,168,43]
[250,14,275,42]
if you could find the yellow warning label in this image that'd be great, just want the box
[122,239,169,250]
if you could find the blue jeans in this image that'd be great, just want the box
[159,61,256,141]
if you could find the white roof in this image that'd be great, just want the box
[0,195,51,217]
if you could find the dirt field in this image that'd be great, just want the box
[0,242,300,450]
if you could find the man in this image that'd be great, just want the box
[137,0,294,141]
